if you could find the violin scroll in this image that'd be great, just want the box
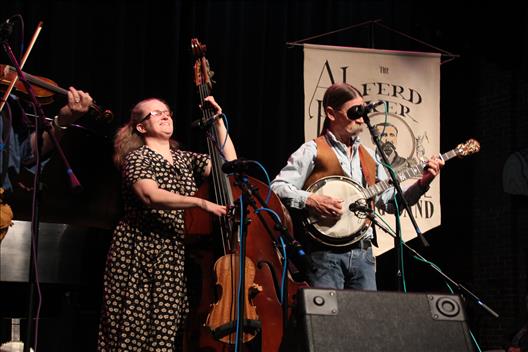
[89,101,114,122]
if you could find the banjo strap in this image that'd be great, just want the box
[358,144,379,247]
[358,145,377,187]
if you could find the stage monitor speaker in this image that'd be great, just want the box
[294,288,474,352]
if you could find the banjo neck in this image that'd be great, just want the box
[362,139,480,200]
[302,139,480,249]
[362,162,427,199]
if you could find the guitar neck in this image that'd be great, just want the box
[363,148,457,199]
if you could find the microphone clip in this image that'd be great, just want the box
[0,17,15,42]
[191,113,223,129]
[349,199,373,218]
[221,158,252,174]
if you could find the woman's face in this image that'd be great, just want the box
[135,99,173,139]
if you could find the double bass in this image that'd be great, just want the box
[184,38,307,351]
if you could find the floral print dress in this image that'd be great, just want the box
[97,145,209,352]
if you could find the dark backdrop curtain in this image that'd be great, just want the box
[2,1,528,350]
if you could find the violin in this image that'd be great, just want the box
[0,64,113,120]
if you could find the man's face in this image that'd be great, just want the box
[329,97,365,138]
[378,125,398,145]
[377,125,398,157]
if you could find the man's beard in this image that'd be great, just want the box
[381,141,396,157]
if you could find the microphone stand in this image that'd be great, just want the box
[365,210,499,319]
[25,113,110,140]
[1,32,82,352]
[232,178,250,352]
[361,112,429,292]
[231,172,310,335]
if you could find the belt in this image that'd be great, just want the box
[349,239,372,250]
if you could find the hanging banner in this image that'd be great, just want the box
[303,44,441,256]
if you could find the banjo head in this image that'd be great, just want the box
[304,176,371,247]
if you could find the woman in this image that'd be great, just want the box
[97,96,236,351]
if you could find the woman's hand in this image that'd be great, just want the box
[203,96,222,115]
[200,199,227,216]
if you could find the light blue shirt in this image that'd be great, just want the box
[1,98,47,192]
[271,130,426,213]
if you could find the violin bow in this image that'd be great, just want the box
[0,21,43,114]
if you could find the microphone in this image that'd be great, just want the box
[286,239,315,273]
[191,114,223,128]
[349,201,373,214]
[221,158,252,174]
[0,16,15,41]
[346,100,385,120]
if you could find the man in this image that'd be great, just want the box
[1,87,92,192]
[0,88,92,239]
[271,82,443,290]
[374,121,413,171]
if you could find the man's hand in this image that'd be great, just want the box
[58,87,93,125]
[419,155,445,187]
[306,193,344,218]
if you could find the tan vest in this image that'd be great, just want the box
[302,135,377,190]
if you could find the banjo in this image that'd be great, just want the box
[302,139,481,248]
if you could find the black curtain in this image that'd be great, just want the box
[2,1,528,349]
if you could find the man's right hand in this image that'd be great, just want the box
[305,194,343,218]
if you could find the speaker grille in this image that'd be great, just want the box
[296,289,474,352]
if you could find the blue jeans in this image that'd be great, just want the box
[305,247,377,290]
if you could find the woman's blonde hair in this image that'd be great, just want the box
[113,98,178,168]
